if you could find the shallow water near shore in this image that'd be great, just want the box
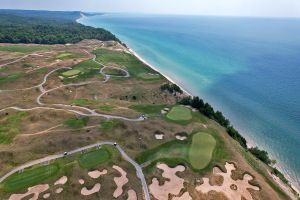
[78,14,300,190]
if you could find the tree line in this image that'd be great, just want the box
[0,11,119,44]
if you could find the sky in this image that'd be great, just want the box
[1,0,300,18]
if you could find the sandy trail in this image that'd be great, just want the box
[149,163,185,200]
[196,162,260,200]
[113,165,129,198]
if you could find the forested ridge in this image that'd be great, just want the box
[0,9,119,44]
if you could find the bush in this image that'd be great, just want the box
[249,147,272,165]
[160,83,183,94]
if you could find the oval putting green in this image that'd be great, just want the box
[166,106,192,121]
[189,132,216,170]
[62,69,81,77]
[78,148,111,169]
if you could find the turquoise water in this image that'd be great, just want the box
[79,14,300,189]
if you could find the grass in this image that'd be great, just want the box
[63,117,88,129]
[103,68,126,76]
[55,52,80,60]
[1,164,59,192]
[166,106,192,122]
[71,99,114,112]
[0,112,29,144]
[62,69,81,77]
[60,59,101,83]
[0,73,22,84]
[0,45,50,53]
[97,105,114,112]
[189,132,216,170]
[93,48,161,80]
[130,104,167,115]
[78,147,112,169]
[100,120,120,130]
[137,72,161,80]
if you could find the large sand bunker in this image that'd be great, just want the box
[173,192,192,200]
[113,165,129,198]
[81,183,101,196]
[127,189,138,200]
[54,176,68,185]
[9,184,49,200]
[149,163,185,200]
[196,162,260,200]
[88,169,107,179]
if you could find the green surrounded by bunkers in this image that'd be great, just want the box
[166,106,192,122]
[189,132,216,170]
[135,132,217,171]
[1,164,59,192]
[78,147,111,169]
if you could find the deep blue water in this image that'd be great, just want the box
[79,14,300,189]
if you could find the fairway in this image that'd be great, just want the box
[0,45,49,53]
[62,69,81,77]
[1,164,59,192]
[167,106,192,121]
[189,132,216,170]
[78,148,111,169]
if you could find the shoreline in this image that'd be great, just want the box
[76,14,299,198]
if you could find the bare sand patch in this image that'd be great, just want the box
[196,162,260,200]
[9,184,49,200]
[88,169,107,179]
[43,193,50,199]
[81,183,101,196]
[155,133,164,140]
[127,189,138,200]
[55,187,63,194]
[54,176,68,185]
[173,192,192,200]
[113,165,129,198]
[149,163,185,200]
[175,135,187,141]
[79,179,85,185]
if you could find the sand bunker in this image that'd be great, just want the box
[9,184,49,200]
[127,189,138,200]
[113,165,129,198]
[79,179,85,185]
[196,162,260,200]
[173,192,192,200]
[54,176,68,185]
[155,133,164,140]
[43,193,50,199]
[149,163,185,200]
[81,183,101,196]
[55,187,63,194]
[175,135,187,141]
[88,169,107,179]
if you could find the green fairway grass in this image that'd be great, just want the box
[97,105,114,112]
[100,120,120,130]
[63,117,88,129]
[56,52,80,60]
[1,164,59,192]
[0,112,28,144]
[78,148,111,169]
[166,106,192,122]
[93,48,161,80]
[137,72,161,80]
[0,45,50,53]
[0,73,22,84]
[62,69,81,77]
[189,132,216,170]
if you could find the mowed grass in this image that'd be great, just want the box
[0,112,28,144]
[78,148,111,169]
[63,117,88,129]
[189,132,216,169]
[93,48,161,80]
[136,131,220,172]
[166,106,192,122]
[55,52,81,60]
[62,69,81,77]
[1,164,59,192]
[0,45,50,53]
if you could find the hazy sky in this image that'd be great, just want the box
[1,0,300,17]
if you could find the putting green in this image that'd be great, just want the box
[78,148,111,169]
[189,132,216,170]
[62,69,81,77]
[1,164,59,192]
[166,106,192,121]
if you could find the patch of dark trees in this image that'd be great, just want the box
[160,83,183,95]
[0,9,119,44]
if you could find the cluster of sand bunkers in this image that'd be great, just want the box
[149,162,260,200]
[8,165,137,200]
